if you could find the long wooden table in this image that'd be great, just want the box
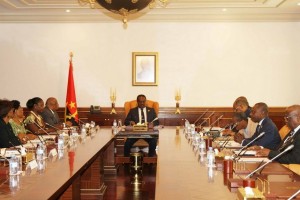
[0,129,115,200]
[1,127,299,199]
[155,127,236,199]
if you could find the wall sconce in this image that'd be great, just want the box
[175,89,181,114]
[110,88,117,114]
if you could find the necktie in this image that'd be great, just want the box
[256,125,261,133]
[141,109,145,124]
[283,131,294,144]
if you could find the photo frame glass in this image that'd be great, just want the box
[132,52,158,86]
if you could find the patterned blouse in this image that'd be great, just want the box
[9,119,27,136]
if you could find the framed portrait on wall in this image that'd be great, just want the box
[132,52,158,86]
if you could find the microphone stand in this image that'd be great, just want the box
[197,112,215,127]
[208,115,223,132]
[194,109,209,125]
[32,121,49,145]
[245,144,294,179]
[288,189,300,200]
[233,132,265,161]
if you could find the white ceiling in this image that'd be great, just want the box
[0,0,300,23]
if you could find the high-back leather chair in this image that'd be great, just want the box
[124,99,159,117]
[279,125,291,140]
[124,99,159,153]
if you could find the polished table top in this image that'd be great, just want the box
[155,127,236,199]
[0,129,114,200]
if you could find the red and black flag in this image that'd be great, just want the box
[65,53,79,126]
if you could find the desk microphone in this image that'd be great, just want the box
[233,132,265,160]
[150,117,159,123]
[288,189,300,200]
[45,122,61,134]
[8,141,22,154]
[245,144,294,179]
[194,109,209,125]
[220,136,232,150]
[208,115,223,132]
[197,111,215,127]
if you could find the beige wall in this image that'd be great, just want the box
[0,22,299,107]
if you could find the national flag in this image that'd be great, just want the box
[65,53,79,126]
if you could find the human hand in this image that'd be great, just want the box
[234,133,244,143]
[256,148,270,157]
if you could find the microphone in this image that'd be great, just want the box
[8,141,22,154]
[208,115,223,131]
[150,117,159,123]
[220,136,232,150]
[288,189,300,200]
[32,121,49,144]
[45,122,61,134]
[233,132,265,160]
[197,111,215,127]
[245,144,294,179]
[194,109,209,125]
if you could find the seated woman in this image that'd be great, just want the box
[24,97,55,134]
[0,99,22,148]
[9,100,37,144]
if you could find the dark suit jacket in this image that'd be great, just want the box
[124,107,159,126]
[242,117,280,150]
[268,128,300,164]
[0,119,21,148]
[41,107,60,126]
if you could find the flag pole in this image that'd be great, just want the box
[70,52,73,61]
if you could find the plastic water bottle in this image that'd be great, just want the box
[112,119,118,134]
[58,134,64,150]
[9,154,19,175]
[199,136,206,155]
[81,128,86,141]
[207,147,215,167]
[58,134,64,158]
[36,143,45,172]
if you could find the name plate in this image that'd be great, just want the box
[133,125,148,131]
[27,159,38,170]
[49,148,58,157]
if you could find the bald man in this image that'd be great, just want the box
[257,105,300,164]
[41,97,61,128]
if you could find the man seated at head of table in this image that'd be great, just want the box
[124,94,159,157]
[256,105,300,164]
[23,97,56,135]
[234,102,281,150]
[0,99,22,148]
[9,100,37,144]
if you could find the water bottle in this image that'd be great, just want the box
[9,154,19,175]
[58,134,64,158]
[112,119,118,134]
[81,127,86,141]
[207,147,215,167]
[36,143,45,172]
[199,136,206,155]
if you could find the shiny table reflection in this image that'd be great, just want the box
[155,127,236,199]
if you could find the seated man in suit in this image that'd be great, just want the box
[256,105,300,164]
[124,94,159,157]
[41,97,61,129]
[234,102,281,150]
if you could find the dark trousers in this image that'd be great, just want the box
[124,138,157,157]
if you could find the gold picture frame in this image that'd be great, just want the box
[132,52,158,86]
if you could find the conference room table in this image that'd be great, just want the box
[1,127,299,199]
[155,127,236,199]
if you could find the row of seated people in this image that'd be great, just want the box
[223,96,299,165]
[1,95,299,165]
[0,97,67,148]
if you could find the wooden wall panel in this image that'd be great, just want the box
[50,106,287,130]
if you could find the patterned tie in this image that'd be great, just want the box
[141,109,145,124]
[256,125,262,133]
[283,131,294,144]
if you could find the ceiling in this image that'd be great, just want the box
[0,0,300,23]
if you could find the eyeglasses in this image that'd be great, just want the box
[284,114,298,121]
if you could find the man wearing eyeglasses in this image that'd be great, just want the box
[256,105,300,164]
